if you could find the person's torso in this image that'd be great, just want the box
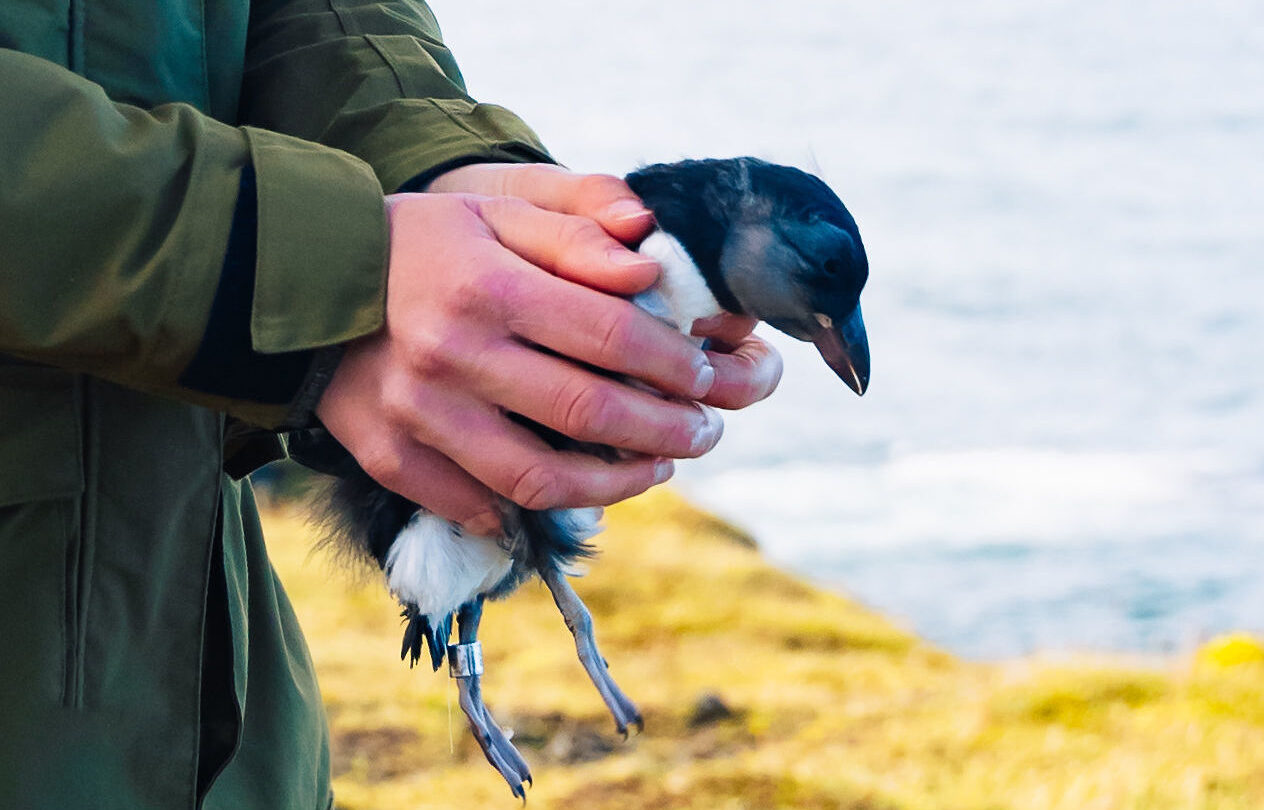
[0,0,247,119]
[0,4,334,804]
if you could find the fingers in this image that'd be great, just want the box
[430,163,657,245]
[320,188,769,521]
[496,167,656,243]
[499,268,716,399]
[396,394,675,511]
[314,355,504,532]
[475,341,723,459]
[386,200,713,400]
[364,438,503,534]
[701,333,784,410]
[690,316,784,409]
[691,313,760,347]
[475,196,659,296]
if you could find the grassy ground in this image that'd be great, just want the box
[262,489,1264,810]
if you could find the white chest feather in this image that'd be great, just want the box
[631,230,723,338]
[384,514,513,618]
[383,508,602,621]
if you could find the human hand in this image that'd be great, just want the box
[315,191,723,533]
[690,315,783,410]
[429,163,785,411]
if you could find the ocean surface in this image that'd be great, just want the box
[428,0,1264,658]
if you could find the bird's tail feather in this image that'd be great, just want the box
[402,605,452,671]
[308,455,418,572]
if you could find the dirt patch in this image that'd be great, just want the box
[331,725,422,782]
[561,772,897,810]
[503,711,631,765]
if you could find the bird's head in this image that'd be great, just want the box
[627,158,871,395]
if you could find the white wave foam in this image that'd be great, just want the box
[680,448,1244,557]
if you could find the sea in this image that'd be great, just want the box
[427,0,1264,659]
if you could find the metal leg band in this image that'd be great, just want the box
[448,641,484,678]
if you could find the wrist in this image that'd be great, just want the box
[280,344,348,430]
[400,159,547,195]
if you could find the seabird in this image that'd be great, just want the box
[290,157,870,798]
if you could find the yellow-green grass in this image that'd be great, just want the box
[263,489,1264,809]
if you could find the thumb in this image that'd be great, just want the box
[428,163,658,246]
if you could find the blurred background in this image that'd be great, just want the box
[264,3,1264,805]
[423,0,1264,660]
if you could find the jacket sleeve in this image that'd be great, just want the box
[227,0,554,424]
[0,47,389,429]
[1,1,552,430]
[241,0,554,198]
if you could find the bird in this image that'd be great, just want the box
[289,157,870,798]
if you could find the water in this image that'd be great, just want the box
[427,0,1264,658]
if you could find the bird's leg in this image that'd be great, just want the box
[451,596,532,800]
[539,566,643,737]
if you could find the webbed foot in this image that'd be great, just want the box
[540,567,643,736]
[452,598,533,799]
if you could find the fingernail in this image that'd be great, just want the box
[690,314,726,336]
[653,458,674,484]
[692,356,716,398]
[605,199,652,223]
[462,511,502,537]
[690,405,724,454]
[607,246,657,268]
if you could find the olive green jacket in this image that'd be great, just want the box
[0,2,550,808]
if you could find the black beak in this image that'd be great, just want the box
[812,304,870,395]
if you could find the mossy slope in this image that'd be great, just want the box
[262,489,1264,810]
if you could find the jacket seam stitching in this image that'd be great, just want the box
[199,0,213,113]
[59,500,71,706]
[146,124,247,386]
[191,441,228,809]
[328,0,355,36]
[363,35,408,97]
[428,99,496,150]
[67,0,84,72]
[70,378,97,709]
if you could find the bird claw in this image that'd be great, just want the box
[446,598,531,796]
[456,672,533,798]
[609,687,647,737]
[540,567,644,741]
[617,711,646,740]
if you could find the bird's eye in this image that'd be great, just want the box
[823,258,842,277]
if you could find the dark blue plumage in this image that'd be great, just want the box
[628,158,867,323]
[629,158,869,392]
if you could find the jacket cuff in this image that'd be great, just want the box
[243,125,389,355]
[395,155,514,194]
[281,344,345,429]
[322,98,555,194]
[179,165,315,412]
